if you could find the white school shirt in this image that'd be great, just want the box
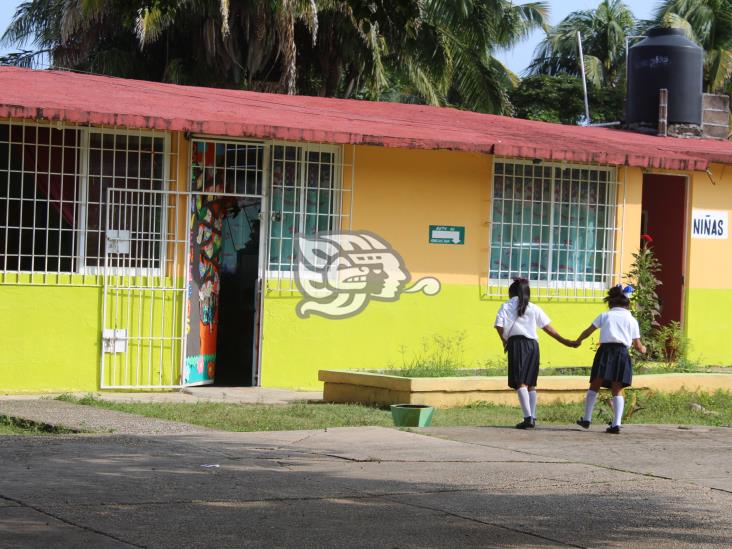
[494,297,551,341]
[592,307,641,347]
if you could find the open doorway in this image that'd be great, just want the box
[641,174,687,325]
[215,198,261,385]
[184,195,261,387]
[183,139,266,388]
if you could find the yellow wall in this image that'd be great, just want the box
[260,146,647,389]
[687,165,732,290]
[617,167,644,279]
[351,147,491,284]
[5,123,731,393]
[685,164,732,363]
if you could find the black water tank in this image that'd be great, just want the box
[626,27,703,126]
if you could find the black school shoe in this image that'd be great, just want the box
[606,425,621,434]
[576,418,591,429]
[515,417,535,429]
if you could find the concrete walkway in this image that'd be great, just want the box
[0,386,322,405]
[0,401,730,547]
[0,399,212,435]
[0,387,321,435]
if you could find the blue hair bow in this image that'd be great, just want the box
[616,284,634,296]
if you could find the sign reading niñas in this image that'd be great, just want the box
[691,210,728,240]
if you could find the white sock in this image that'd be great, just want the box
[529,390,537,419]
[612,396,625,427]
[516,387,531,418]
[583,390,598,422]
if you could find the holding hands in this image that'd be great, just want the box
[542,325,580,348]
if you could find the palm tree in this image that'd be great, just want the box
[528,0,636,88]
[1,0,324,93]
[1,0,547,114]
[653,0,732,93]
[415,0,549,113]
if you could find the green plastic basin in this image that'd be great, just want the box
[390,404,434,427]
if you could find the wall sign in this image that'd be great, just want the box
[429,225,465,245]
[691,210,728,240]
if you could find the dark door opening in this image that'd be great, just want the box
[214,198,261,386]
[641,174,687,325]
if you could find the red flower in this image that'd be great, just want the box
[641,234,653,243]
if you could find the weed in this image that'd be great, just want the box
[0,415,76,435]
[392,332,468,377]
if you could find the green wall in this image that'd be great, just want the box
[1,282,184,392]
[1,285,101,392]
[260,284,607,390]
[686,288,732,365]
[6,283,729,393]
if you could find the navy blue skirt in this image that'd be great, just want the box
[506,336,540,389]
[591,343,633,388]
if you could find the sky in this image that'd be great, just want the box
[495,0,655,75]
[1,0,656,73]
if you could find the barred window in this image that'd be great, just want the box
[489,160,619,291]
[268,144,341,272]
[190,140,264,196]
[0,124,80,273]
[82,131,167,271]
[0,121,171,281]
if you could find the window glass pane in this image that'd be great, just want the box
[489,161,615,286]
[268,146,340,272]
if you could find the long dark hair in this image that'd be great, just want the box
[508,278,530,316]
[604,285,630,308]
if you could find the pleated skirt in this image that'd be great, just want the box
[506,336,540,389]
[590,343,633,388]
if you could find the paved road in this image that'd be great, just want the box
[1,422,730,548]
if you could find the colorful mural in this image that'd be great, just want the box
[184,142,226,385]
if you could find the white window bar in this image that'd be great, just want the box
[0,119,178,286]
[265,141,352,292]
[487,158,623,301]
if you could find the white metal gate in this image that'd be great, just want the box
[100,188,191,389]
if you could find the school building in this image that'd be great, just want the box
[1,66,731,393]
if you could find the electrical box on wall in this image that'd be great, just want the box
[102,329,127,353]
[106,230,131,254]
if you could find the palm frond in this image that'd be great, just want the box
[135,6,174,48]
[708,48,732,93]
[401,55,443,106]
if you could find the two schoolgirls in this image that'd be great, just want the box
[495,280,646,433]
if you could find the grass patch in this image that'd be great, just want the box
[0,415,77,435]
[58,394,394,431]
[378,365,732,378]
[58,390,732,431]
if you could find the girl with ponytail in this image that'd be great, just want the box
[573,285,647,434]
[495,278,577,429]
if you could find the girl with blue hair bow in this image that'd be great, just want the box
[573,285,647,434]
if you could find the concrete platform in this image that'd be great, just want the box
[1,420,731,547]
[320,369,732,407]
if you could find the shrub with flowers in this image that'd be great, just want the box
[625,234,662,361]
